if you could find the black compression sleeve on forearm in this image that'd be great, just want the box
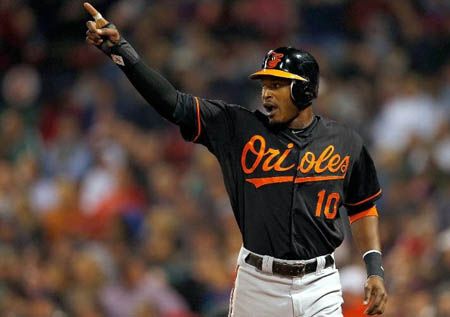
[120,60,178,122]
[96,27,178,122]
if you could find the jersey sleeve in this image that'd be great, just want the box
[172,92,235,152]
[344,145,382,224]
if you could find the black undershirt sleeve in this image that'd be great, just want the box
[96,29,179,123]
[120,60,178,123]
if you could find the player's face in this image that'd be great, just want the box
[260,77,299,126]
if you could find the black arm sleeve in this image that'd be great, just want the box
[97,27,178,123]
[120,60,178,122]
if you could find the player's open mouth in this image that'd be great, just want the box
[263,103,278,117]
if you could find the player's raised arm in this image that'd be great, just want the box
[83,2,178,121]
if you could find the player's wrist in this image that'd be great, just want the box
[97,23,141,67]
[109,37,141,67]
[367,275,384,282]
[363,250,384,279]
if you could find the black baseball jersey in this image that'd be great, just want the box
[173,93,382,260]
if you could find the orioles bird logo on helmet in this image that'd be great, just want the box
[266,52,284,68]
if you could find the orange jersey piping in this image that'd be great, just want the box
[345,189,382,207]
[349,205,378,224]
[192,97,201,142]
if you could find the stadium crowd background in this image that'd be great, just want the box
[0,0,449,316]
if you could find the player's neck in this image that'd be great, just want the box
[288,106,314,130]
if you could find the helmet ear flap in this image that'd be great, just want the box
[291,80,315,109]
[290,80,300,103]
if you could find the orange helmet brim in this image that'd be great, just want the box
[249,69,308,81]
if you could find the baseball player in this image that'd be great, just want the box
[84,3,387,316]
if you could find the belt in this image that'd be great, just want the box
[244,253,334,277]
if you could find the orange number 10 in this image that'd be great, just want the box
[315,190,340,219]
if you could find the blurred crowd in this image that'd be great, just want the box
[0,0,449,316]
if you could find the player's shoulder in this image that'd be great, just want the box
[230,104,270,128]
[199,97,254,113]
[226,102,254,114]
[319,116,364,144]
[206,98,265,119]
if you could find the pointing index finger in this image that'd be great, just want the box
[83,2,109,28]
[83,2,101,19]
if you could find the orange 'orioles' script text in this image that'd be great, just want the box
[241,135,350,188]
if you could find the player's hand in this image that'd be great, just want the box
[363,276,387,315]
[83,2,120,47]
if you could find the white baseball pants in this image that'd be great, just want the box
[229,247,343,317]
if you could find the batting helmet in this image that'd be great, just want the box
[249,47,319,108]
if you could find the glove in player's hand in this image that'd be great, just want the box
[84,2,120,48]
[364,276,387,315]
